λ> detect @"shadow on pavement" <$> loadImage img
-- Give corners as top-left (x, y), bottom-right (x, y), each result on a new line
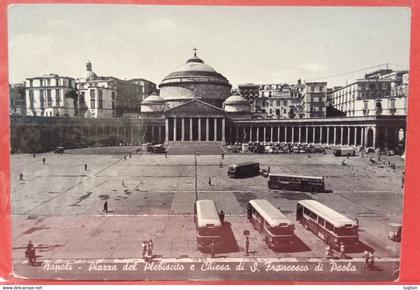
top-left (219, 222), bottom-right (240, 254)
top-left (346, 240), bottom-right (374, 254)
top-left (272, 235), bottom-right (311, 253)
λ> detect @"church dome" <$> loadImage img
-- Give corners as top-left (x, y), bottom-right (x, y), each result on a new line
top-left (141, 92), bottom-right (166, 113)
top-left (223, 93), bottom-right (250, 113)
top-left (159, 50), bottom-right (232, 108)
top-left (142, 92), bottom-right (165, 104)
top-left (84, 61), bottom-right (97, 80)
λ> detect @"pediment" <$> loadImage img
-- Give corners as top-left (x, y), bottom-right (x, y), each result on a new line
top-left (165, 99), bottom-right (226, 117)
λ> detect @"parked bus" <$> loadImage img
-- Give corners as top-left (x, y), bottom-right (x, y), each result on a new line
top-left (268, 174), bottom-right (325, 192)
top-left (228, 162), bottom-right (260, 178)
top-left (333, 147), bottom-right (356, 157)
top-left (194, 200), bottom-right (222, 251)
top-left (247, 199), bottom-right (295, 249)
top-left (296, 200), bottom-right (359, 249)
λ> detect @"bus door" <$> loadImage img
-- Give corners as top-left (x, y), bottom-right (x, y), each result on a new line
top-left (247, 203), bottom-right (252, 220)
top-left (296, 203), bottom-right (303, 221)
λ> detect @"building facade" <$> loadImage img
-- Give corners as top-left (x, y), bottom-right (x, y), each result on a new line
top-left (9, 83), bottom-right (26, 115)
top-left (302, 82), bottom-right (327, 118)
top-left (329, 70), bottom-right (408, 117)
top-left (25, 74), bottom-right (77, 117)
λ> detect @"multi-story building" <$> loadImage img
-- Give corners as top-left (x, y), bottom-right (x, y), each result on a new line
top-left (239, 81), bottom-right (304, 118)
top-left (76, 61), bottom-right (155, 118)
top-left (25, 74), bottom-right (76, 117)
top-left (302, 81), bottom-right (327, 118)
top-left (129, 78), bottom-right (158, 99)
top-left (9, 83), bottom-right (26, 115)
top-left (329, 70), bottom-right (408, 117)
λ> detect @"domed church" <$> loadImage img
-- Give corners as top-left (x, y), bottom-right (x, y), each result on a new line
top-left (140, 49), bottom-right (250, 144)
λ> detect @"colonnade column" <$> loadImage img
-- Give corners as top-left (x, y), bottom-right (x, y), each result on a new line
top-left (360, 127), bottom-right (364, 147)
top-left (181, 118), bottom-right (185, 141)
top-left (198, 118), bottom-right (201, 141)
top-left (340, 127), bottom-right (344, 145)
top-left (312, 127), bottom-right (316, 144)
top-left (372, 127), bottom-right (377, 148)
top-left (285, 127), bottom-right (288, 143)
top-left (249, 127), bottom-right (252, 142)
top-left (327, 127), bottom-right (330, 145)
top-left (222, 118), bottom-right (225, 143)
top-left (298, 127), bottom-right (302, 143)
top-left (206, 118), bottom-right (209, 141)
top-left (158, 126), bottom-right (162, 143)
top-left (236, 126), bottom-right (239, 143)
top-left (277, 127), bottom-right (280, 142)
top-left (165, 118), bottom-right (169, 143)
top-left (214, 118), bottom-right (217, 141)
top-left (189, 118), bottom-right (193, 141)
top-left (256, 127), bottom-right (260, 142)
top-left (306, 127), bottom-right (309, 144)
top-left (271, 126), bottom-right (273, 143)
top-left (173, 117), bottom-right (177, 141)
top-left (263, 127), bottom-right (267, 143)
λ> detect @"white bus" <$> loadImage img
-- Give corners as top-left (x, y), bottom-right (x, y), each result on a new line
top-left (194, 200), bottom-right (222, 251)
top-left (247, 199), bottom-right (295, 249)
top-left (296, 200), bottom-right (359, 249)
top-left (268, 174), bottom-right (325, 192)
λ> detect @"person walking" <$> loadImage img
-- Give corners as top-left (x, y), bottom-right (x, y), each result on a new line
top-left (142, 241), bottom-right (147, 258)
top-left (42, 158), bottom-right (46, 164)
top-left (363, 251), bottom-right (369, 268)
top-left (267, 166), bottom-right (271, 173)
top-left (219, 210), bottom-right (225, 223)
top-left (19, 173), bottom-right (24, 181)
top-left (325, 245), bottom-right (333, 259)
top-left (33, 153), bottom-right (36, 158)
top-left (208, 177), bottom-right (212, 186)
top-left (84, 164), bottom-right (87, 171)
top-left (122, 180), bottom-right (125, 187)
top-left (339, 242), bottom-right (346, 259)
top-left (245, 236), bottom-right (250, 256)
top-left (147, 240), bottom-right (153, 258)
top-left (355, 218), bottom-right (359, 231)
top-left (219, 162), bottom-right (223, 168)
top-left (103, 201), bottom-right (108, 213)
top-left (221, 153), bottom-right (224, 159)
top-left (368, 251), bottom-right (375, 270)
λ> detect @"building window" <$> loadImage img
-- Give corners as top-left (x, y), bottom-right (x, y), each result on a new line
top-left (313, 97), bottom-right (319, 102)
top-left (276, 100), bottom-right (280, 106)
top-left (29, 90), bottom-right (34, 108)
top-left (40, 79), bottom-right (43, 87)
top-left (56, 79), bottom-right (60, 86)
top-left (283, 100), bottom-right (287, 106)
top-left (90, 89), bottom-right (96, 108)
top-left (46, 79), bottom-right (50, 86)
top-left (40, 90), bottom-right (44, 108)
top-left (29, 80), bottom-right (33, 87)
top-left (47, 89), bottom-right (52, 106)
top-left (111, 91), bottom-right (116, 110)
top-left (98, 90), bottom-right (103, 109)
top-left (55, 89), bottom-right (60, 107)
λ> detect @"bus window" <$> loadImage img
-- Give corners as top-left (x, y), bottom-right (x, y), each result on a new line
top-left (325, 221), bottom-right (334, 231)
top-left (335, 227), bottom-right (357, 236)
top-left (318, 217), bottom-right (325, 227)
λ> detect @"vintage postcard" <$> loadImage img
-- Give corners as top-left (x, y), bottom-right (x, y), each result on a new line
top-left (8, 5), bottom-right (409, 281)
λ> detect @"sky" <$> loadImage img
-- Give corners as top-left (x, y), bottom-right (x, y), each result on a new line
top-left (8, 5), bottom-right (411, 87)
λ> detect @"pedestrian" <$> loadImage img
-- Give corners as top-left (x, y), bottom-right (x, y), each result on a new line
top-left (220, 210), bottom-right (225, 223)
top-left (148, 240), bottom-right (153, 258)
top-left (219, 162), bottom-right (223, 168)
top-left (363, 251), bottom-right (369, 268)
top-left (267, 166), bottom-right (271, 173)
top-left (122, 180), bottom-right (125, 187)
top-left (33, 153), bottom-right (36, 158)
top-left (355, 218), bottom-right (359, 231)
top-left (221, 153), bottom-right (224, 159)
top-left (129, 154), bottom-right (132, 158)
top-left (340, 242), bottom-right (346, 259)
top-left (124, 155), bottom-right (127, 160)
top-left (210, 242), bottom-right (215, 258)
top-left (347, 153), bottom-right (350, 159)
top-left (325, 245), bottom-right (333, 259)
top-left (245, 236), bottom-right (250, 256)
top-left (103, 201), bottom-right (108, 213)
top-left (19, 173), bottom-right (24, 181)
top-left (208, 177), bottom-right (212, 186)
top-left (165, 152), bottom-right (168, 158)
top-left (368, 251), bottom-right (375, 270)
top-left (42, 158), bottom-right (46, 164)
top-left (149, 240), bottom-right (154, 256)
top-left (342, 160), bottom-right (346, 166)
top-left (84, 164), bottom-right (87, 171)
top-left (142, 241), bottom-right (147, 258)
top-left (401, 176), bottom-right (404, 188)
top-left (307, 155), bottom-right (311, 158)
